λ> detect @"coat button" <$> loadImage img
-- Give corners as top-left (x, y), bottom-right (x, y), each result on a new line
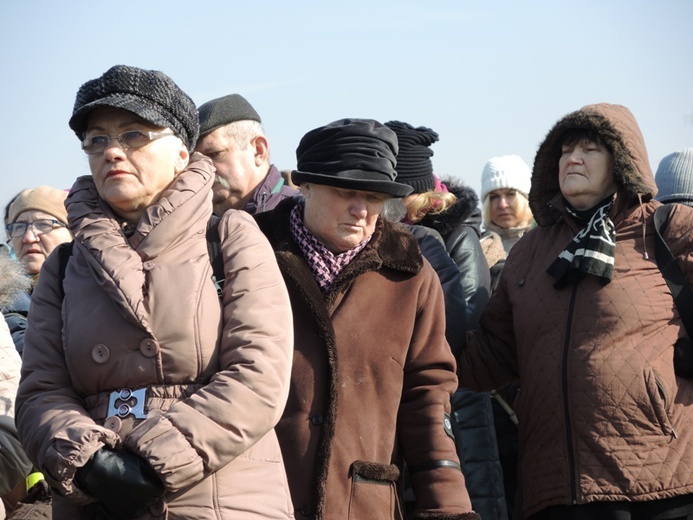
top-left (309, 414), bottom-right (323, 426)
top-left (91, 344), bottom-right (110, 364)
top-left (104, 416), bottom-right (122, 433)
top-left (143, 260), bottom-right (156, 271)
top-left (299, 505), bottom-right (313, 517)
top-left (139, 338), bottom-right (160, 358)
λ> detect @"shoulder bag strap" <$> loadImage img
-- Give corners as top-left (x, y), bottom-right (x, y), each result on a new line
top-left (653, 204), bottom-right (693, 337)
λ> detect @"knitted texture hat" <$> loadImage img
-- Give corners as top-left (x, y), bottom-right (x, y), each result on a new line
top-left (655, 147), bottom-right (693, 205)
top-left (7, 186), bottom-right (68, 225)
top-left (384, 120), bottom-right (439, 193)
top-left (198, 94), bottom-right (261, 137)
top-left (481, 155), bottom-right (532, 201)
top-left (292, 118), bottom-right (413, 197)
top-left (69, 65), bottom-right (199, 151)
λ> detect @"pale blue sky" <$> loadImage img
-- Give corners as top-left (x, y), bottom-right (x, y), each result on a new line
top-left (1, 1), bottom-right (691, 219)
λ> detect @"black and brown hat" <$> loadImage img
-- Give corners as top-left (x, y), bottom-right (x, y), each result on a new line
top-left (292, 118), bottom-right (413, 198)
top-left (68, 65), bottom-right (199, 151)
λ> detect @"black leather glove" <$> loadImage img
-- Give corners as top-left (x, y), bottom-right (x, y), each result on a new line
top-left (75, 447), bottom-right (164, 519)
top-left (674, 337), bottom-right (693, 379)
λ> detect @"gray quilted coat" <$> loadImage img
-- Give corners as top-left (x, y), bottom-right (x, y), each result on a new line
top-left (459, 104), bottom-right (693, 517)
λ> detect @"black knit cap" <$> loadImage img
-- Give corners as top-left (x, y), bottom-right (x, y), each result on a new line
top-left (198, 94), bottom-right (261, 138)
top-left (292, 118), bottom-right (413, 198)
top-left (69, 65), bottom-right (199, 152)
top-left (384, 120), bottom-right (438, 193)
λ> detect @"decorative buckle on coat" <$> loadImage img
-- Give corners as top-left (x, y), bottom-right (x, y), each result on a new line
top-left (106, 388), bottom-right (147, 419)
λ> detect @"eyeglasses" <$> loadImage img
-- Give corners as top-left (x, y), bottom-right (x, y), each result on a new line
top-left (81, 130), bottom-right (174, 155)
top-left (6, 219), bottom-right (67, 238)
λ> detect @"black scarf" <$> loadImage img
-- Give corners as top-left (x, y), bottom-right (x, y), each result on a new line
top-left (547, 195), bottom-right (616, 289)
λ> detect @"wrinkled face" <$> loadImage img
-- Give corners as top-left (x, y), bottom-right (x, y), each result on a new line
top-left (195, 127), bottom-right (260, 214)
top-left (85, 108), bottom-right (189, 222)
top-left (559, 140), bottom-right (616, 210)
top-left (301, 183), bottom-right (388, 254)
top-left (489, 188), bottom-right (523, 228)
top-left (10, 210), bottom-right (72, 275)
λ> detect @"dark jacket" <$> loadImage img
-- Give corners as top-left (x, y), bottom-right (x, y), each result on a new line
top-left (3, 290), bottom-right (30, 356)
top-left (460, 103), bottom-right (693, 517)
top-left (421, 184), bottom-right (490, 329)
top-left (244, 164), bottom-right (297, 215)
top-left (420, 185), bottom-right (508, 520)
top-left (406, 224), bottom-right (466, 351)
top-left (256, 199), bottom-right (478, 520)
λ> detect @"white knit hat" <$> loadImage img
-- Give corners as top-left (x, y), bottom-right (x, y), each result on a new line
top-left (480, 155), bottom-right (532, 202)
top-left (655, 147), bottom-right (693, 205)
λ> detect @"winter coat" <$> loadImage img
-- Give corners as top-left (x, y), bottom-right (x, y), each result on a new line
top-left (243, 164), bottom-right (298, 215)
top-left (3, 290), bottom-right (30, 356)
top-left (420, 183), bottom-right (508, 520)
top-left (0, 254), bottom-right (33, 515)
top-left (255, 198), bottom-right (479, 520)
top-left (16, 155), bottom-right (294, 519)
top-left (459, 103), bottom-right (693, 517)
top-left (406, 224), bottom-right (467, 352)
top-left (421, 184), bottom-right (490, 330)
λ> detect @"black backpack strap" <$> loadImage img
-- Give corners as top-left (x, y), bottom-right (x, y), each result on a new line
top-left (57, 241), bottom-right (74, 300)
top-left (654, 204), bottom-right (693, 337)
top-left (206, 215), bottom-right (225, 297)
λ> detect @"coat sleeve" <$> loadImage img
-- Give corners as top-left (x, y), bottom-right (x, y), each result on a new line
top-left (15, 251), bottom-right (120, 502)
top-left (397, 262), bottom-right (479, 519)
top-left (447, 227), bottom-right (491, 330)
top-left (458, 253), bottom-right (521, 392)
top-left (124, 211), bottom-right (294, 492)
top-left (0, 317), bottom-right (32, 496)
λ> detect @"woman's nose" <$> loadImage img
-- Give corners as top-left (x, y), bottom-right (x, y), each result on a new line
top-left (102, 138), bottom-right (126, 160)
top-left (22, 226), bottom-right (39, 243)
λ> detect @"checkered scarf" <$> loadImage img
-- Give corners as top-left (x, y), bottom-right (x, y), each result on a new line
top-left (547, 196), bottom-right (616, 289)
top-left (290, 202), bottom-right (370, 293)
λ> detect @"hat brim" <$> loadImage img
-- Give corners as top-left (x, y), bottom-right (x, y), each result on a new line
top-left (292, 170), bottom-right (413, 197)
top-left (69, 94), bottom-right (173, 136)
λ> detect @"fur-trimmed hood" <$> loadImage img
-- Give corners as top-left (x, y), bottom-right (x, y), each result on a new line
top-left (420, 180), bottom-right (481, 238)
top-left (0, 255), bottom-right (30, 308)
top-left (530, 103), bottom-right (657, 227)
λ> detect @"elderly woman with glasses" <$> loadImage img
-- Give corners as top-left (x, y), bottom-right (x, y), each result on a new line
top-left (5, 186), bottom-right (72, 281)
top-left (16, 65), bottom-right (294, 519)
top-left (2, 186), bottom-right (72, 356)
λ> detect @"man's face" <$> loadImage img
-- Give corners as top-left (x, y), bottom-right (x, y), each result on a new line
top-left (195, 127), bottom-right (261, 214)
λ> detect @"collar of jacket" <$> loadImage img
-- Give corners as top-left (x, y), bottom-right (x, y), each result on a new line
top-left (256, 198), bottom-right (424, 279)
top-left (244, 164), bottom-right (284, 214)
top-left (419, 182), bottom-right (481, 239)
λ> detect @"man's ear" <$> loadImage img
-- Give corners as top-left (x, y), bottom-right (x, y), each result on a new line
top-left (252, 135), bottom-right (269, 167)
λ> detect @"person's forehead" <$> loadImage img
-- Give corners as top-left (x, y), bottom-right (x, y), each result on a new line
top-left (196, 127), bottom-right (235, 151)
top-left (86, 107), bottom-right (153, 131)
top-left (13, 209), bottom-right (58, 222)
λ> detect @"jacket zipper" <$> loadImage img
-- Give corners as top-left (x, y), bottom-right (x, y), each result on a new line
top-left (562, 284), bottom-right (579, 505)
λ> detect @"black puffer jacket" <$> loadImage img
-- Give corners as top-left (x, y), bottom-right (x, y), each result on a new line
top-left (420, 182), bottom-right (490, 329)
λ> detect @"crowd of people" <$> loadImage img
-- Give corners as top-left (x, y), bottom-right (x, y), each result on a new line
top-left (1, 64), bottom-right (692, 520)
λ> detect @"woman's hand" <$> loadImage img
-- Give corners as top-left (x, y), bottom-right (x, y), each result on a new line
top-left (75, 447), bottom-right (164, 519)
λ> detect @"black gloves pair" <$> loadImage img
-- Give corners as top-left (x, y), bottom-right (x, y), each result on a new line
top-left (75, 447), bottom-right (164, 519)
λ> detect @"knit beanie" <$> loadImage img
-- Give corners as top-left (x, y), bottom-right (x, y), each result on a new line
top-left (384, 120), bottom-right (438, 193)
top-left (480, 155), bottom-right (532, 202)
top-left (7, 186), bottom-right (68, 225)
top-left (654, 147), bottom-right (693, 205)
top-left (198, 94), bottom-right (261, 137)
top-left (68, 65), bottom-right (199, 152)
